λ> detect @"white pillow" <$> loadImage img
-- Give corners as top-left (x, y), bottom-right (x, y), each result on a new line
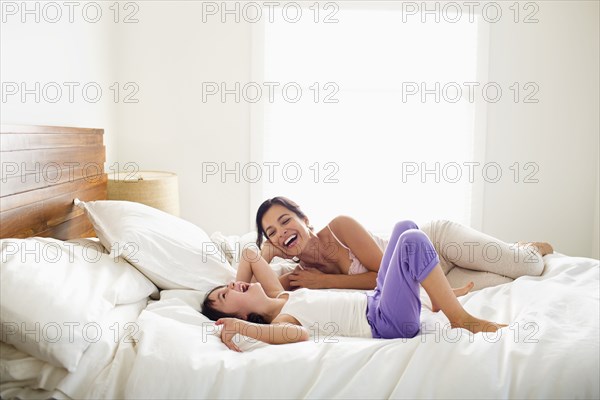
top-left (60, 237), bottom-right (157, 304)
top-left (147, 290), bottom-right (270, 352)
top-left (0, 237), bottom-right (157, 372)
top-left (209, 232), bottom-right (238, 266)
top-left (75, 199), bottom-right (236, 291)
top-left (210, 231), bottom-right (259, 269)
top-left (270, 256), bottom-right (300, 276)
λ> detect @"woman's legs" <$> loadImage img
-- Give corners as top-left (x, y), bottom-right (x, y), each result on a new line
top-left (421, 219), bottom-right (546, 280)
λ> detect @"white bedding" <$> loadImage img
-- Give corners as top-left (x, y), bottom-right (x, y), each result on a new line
top-left (2, 252), bottom-right (599, 399)
top-left (1, 299), bottom-right (148, 399)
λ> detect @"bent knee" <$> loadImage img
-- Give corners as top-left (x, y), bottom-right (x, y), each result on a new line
top-left (399, 229), bottom-right (429, 245)
top-left (393, 220), bottom-right (418, 234)
top-left (520, 251), bottom-right (545, 276)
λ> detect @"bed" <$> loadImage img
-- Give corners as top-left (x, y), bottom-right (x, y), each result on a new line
top-left (1, 124), bottom-right (599, 399)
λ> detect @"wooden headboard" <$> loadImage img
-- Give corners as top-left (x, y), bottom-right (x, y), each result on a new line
top-left (0, 124), bottom-right (107, 240)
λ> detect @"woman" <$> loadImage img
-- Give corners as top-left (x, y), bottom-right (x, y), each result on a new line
top-left (202, 221), bottom-right (508, 352)
top-left (255, 196), bottom-right (553, 291)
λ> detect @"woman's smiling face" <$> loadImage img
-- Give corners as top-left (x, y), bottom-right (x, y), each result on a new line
top-left (262, 204), bottom-right (310, 255)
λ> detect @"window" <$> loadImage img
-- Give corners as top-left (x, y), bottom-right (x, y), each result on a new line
top-left (252, 3), bottom-right (486, 235)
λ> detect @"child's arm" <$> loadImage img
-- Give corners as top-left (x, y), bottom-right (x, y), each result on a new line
top-left (278, 272), bottom-right (294, 291)
top-left (259, 240), bottom-right (287, 263)
top-left (216, 316), bottom-right (309, 351)
top-left (278, 265), bottom-right (305, 291)
top-left (235, 248), bottom-right (285, 297)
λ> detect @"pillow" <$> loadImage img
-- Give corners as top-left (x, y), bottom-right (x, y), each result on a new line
top-left (149, 290), bottom-right (270, 352)
top-left (75, 199), bottom-right (236, 291)
top-left (270, 256), bottom-right (300, 276)
top-left (210, 231), bottom-right (259, 269)
top-left (58, 237), bottom-right (157, 304)
top-left (209, 232), bottom-right (238, 266)
top-left (0, 237), bottom-right (157, 372)
top-left (210, 231), bottom-right (301, 277)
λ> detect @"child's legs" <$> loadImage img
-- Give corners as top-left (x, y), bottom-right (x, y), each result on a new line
top-left (377, 220), bottom-right (420, 290)
top-left (421, 219), bottom-right (544, 280)
top-left (368, 228), bottom-right (440, 339)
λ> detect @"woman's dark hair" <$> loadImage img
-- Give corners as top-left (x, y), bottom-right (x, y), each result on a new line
top-left (202, 285), bottom-right (267, 324)
top-left (255, 196), bottom-right (311, 249)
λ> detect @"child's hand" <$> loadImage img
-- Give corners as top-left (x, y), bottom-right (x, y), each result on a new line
top-left (215, 318), bottom-right (242, 352)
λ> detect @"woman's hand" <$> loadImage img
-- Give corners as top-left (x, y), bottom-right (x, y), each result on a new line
top-left (289, 268), bottom-right (329, 289)
top-left (215, 318), bottom-right (242, 352)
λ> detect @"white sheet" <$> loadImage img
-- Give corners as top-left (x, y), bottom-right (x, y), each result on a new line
top-left (1, 298), bottom-right (148, 400)
top-left (79, 252), bottom-right (599, 399)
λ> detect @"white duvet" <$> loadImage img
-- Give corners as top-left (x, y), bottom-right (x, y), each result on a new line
top-left (85, 252), bottom-right (599, 399)
top-left (2, 253), bottom-right (599, 399)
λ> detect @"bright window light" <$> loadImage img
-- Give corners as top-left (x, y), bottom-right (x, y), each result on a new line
top-left (259, 5), bottom-right (481, 235)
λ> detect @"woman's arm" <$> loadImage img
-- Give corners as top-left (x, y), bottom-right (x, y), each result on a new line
top-left (216, 316), bottom-right (309, 351)
top-left (288, 216), bottom-right (382, 290)
top-left (331, 215), bottom-right (384, 273)
top-left (236, 248), bottom-right (285, 297)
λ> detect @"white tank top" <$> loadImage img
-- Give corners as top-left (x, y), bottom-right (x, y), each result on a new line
top-left (276, 288), bottom-right (373, 338)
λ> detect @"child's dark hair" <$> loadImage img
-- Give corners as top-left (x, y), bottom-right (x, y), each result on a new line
top-left (202, 285), bottom-right (267, 324)
top-left (255, 196), bottom-right (311, 249)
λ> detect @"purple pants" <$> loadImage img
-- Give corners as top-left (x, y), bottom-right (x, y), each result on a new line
top-left (366, 220), bottom-right (440, 339)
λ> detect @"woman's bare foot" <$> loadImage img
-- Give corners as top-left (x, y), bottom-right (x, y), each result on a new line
top-left (431, 281), bottom-right (475, 312)
top-left (451, 315), bottom-right (508, 334)
top-left (517, 241), bottom-right (554, 256)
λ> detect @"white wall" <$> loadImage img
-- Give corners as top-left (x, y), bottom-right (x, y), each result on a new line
top-left (111, 3), bottom-right (252, 236)
top-left (0, 1), bottom-right (252, 236)
top-left (0, 6), bottom-right (118, 164)
top-left (483, 1), bottom-right (599, 257)
top-left (593, 160), bottom-right (599, 259)
top-left (1, 2), bottom-right (598, 257)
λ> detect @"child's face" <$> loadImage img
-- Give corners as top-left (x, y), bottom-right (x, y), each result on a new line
top-left (262, 204), bottom-right (309, 256)
top-left (208, 281), bottom-right (266, 319)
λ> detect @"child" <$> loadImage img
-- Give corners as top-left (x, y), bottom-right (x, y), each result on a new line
top-left (202, 220), bottom-right (507, 352)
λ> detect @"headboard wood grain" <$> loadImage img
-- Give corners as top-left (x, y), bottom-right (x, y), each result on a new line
top-left (0, 124), bottom-right (107, 240)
